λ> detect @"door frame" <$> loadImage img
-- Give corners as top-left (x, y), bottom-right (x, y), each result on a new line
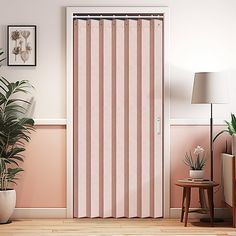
top-left (66, 6), bottom-right (170, 218)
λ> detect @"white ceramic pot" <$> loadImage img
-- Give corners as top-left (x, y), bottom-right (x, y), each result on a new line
top-left (232, 134), bottom-right (236, 155)
top-left (189, 170), bottom-right (204, 179)
top-left (0, 189), bottom-right (16, 224)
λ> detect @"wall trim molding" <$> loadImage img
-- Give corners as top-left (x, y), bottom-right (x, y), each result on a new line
top-left (170, 208), bottom-right (231, 219)
top-left (34, 119), bottom-right (219, 126)
top-left (34, 119), bottom-right (67, 125)
top-left (12, 208), bottom-right (67, 219)
top-left (170, 119), bottom-right (225, 126)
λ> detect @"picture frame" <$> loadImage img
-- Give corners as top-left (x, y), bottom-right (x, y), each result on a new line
top-left (7, 25), bottom-right (37, 66)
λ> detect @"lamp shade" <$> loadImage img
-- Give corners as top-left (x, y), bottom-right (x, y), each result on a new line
top-left (191, 72), bottom-right (228, 104)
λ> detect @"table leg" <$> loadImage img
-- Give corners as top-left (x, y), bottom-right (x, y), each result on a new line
top-left (199, 188), bottom-right (207, 210)
top-left (181, 187), bottom-right (186, 222)
top-left (184, 187), bottom-right (191, 227)
top-left (207, 187), bottom-right (214, 227)
top-left (233, 207), bottom-right (236, 228)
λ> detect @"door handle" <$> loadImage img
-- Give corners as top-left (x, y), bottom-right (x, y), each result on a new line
top-left (156, 117), bottom-right (161, 135)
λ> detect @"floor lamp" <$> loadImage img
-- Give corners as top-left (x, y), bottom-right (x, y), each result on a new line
top-left (191, 72), bottom-right (228, 181)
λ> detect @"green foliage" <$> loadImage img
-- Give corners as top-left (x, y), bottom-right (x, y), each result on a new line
top-left (0, 48), bottom-right (5, 65)
top-left (0, 77), bottom-right (34, 190)
top-left (213, 113), bottom-right (236, 142)
top-left (183, 149), bottom-right (207, 170)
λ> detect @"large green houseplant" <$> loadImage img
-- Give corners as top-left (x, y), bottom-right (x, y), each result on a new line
top-left (0, 49), bottom-right (5, 64)
top-left (0, 48), bottom-right (34, 223)
top-left (213, 113), bottom-right (236, 141)
top-left (213, 113), bottom-right (236, 155)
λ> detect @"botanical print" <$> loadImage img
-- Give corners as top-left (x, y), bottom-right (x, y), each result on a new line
top-left (11, 30), bottom-right (32, 63)
top-left (8, 26), bottom-right (36, 66)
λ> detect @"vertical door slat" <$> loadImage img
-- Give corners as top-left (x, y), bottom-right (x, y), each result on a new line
top-left (77, 20), bottom-right (87, 217)
top-left (154, 19), bottom-right (163, 218)
top-left (137, 20), bottom-right (142, 218)
top-left (128, 20), bottom-right (138, 218)
top-left (103, 20), bottom-right (113, 217)
top-left (115, 20), bottom-right (125, 218)
top-left (124, 20), bottom-right (129, 217)
top-left (86, 21), bottom-right (92, 217)
top-left (73, 20), bottom-right (79, 218)
top-left (99, 20), bottom-right (104, 218)
top-left (149, 19), bottom-right (155, 218)
top-left (141, 20), bottom-right (151, 217)
top-left (90, 20), bottom-right (100, 217)
top-left (111, 20), bottom-right (117, 217)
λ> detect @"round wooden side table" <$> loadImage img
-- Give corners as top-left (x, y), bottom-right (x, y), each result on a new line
top-left (176, 180), bottom-right (219, 227)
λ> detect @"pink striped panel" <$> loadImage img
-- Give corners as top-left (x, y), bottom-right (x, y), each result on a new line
top-left (111, 20), bottom-right (117, 217)
top-left (73, 20), bottom-right (79, 218)
top-left (154, 19), bottom-right (163, 217)
top-left (74, 18), bottom-right (163, 218)
top-left (137, 20), bottom-right (142, 217)
top-left (103, 20), bottom-right (113, 217)
top-left (149, 19), bottom-right (155, 217)
top-left (124, 20), bottom-right (129, 218)
top-left (141, 20), bottom-right (151, 217)
top-left (115, 20), bottom-right (125, 218)
top-left (90, 20), bottom-right (100, 217)
top-left (128, 20), bottom-right (138, 218)
top-left (99, 20), bottom-right (104, 218)
top-left (86, 20), bottom-right (92, 217)
top-left (76, 20), bottom-right (87, 217)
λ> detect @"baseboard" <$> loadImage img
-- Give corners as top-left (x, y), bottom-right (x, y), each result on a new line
top-left (170, 208), bottom-right (231, 219)
top-left (12, 208), bottom-right (67, 219)
top-left (12, 207), bottom-right (230, 219)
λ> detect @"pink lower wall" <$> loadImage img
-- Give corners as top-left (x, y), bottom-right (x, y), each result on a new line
top-left (171, 125), bottom-right (230, 208)
top-left (15, 125), bottom-right (66, 208)
top-left (13, 124), bottom-right (228, 211)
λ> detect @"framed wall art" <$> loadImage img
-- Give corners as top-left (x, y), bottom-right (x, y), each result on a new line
top-left (7, 25), bottom-right (37, 66)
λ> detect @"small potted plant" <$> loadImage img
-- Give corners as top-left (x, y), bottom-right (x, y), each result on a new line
top-left (184, 146), bottom-right (207, 179)
top-left (0, 49), bottom-right (34, 223)
top-left (214, 113), bottom-right (236, 155)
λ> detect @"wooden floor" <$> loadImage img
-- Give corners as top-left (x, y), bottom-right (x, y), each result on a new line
top-left (0, 218), bottom-right (235, 236)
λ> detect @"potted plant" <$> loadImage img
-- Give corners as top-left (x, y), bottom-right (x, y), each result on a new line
top-left (184, 146), bottom-right (207, 179)
top-left (0, 49), bottom-right (34, 223)
top-left (214, 113), bottom-right (236, 155)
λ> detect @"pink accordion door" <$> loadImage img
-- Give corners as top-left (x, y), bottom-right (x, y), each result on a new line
top-left (73, 18), bottom-right (163, 218)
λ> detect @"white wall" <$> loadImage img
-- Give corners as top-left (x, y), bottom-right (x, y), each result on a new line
top-left (1, 0), bottom-right (236, 120)
top-left (169, 0), bottom-right (236, 120)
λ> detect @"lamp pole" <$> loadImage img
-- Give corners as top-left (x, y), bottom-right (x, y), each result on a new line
top-left (210, 103), bottom-right (213, 181)
top-left (191, 72), bottom-right (227, 223)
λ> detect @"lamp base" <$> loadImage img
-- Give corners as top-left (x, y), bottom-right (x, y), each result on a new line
top-left (0, 220), bottom-right (12, 224)
top-left (200, 217), bottom-right (224, 223)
